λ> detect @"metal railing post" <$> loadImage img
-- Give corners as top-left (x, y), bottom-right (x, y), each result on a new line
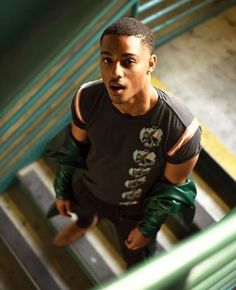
top-left (131, 0), bottom-right (139, 18)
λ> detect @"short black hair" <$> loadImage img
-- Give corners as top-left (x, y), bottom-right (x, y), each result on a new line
top-left (100, 17), bottom-right (154, 53)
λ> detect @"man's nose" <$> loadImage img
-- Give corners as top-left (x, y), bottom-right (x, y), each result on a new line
top-left (112, 62), bottom-right (124, 79)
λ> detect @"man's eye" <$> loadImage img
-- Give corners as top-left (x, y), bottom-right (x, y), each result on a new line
top-left (103, 57), bottom-right (112, 64)
top-left (123, 59), bottom-right (135, 66)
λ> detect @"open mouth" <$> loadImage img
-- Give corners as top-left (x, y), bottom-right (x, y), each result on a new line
top-left (109, 84), bottom-right (125, 91)
top-left (109, 83), bottom-right (126, 93)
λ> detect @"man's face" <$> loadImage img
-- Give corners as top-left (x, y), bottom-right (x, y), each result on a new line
top-left (100, 34), bottom-right (155, 105)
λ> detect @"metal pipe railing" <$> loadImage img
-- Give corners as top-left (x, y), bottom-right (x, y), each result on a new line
top-left (142, 0), bottom-right (191, 25)
top-left (191, 259), bottom-right (236, 290)
top-left (93, 208), bottom-right (236, 290)
top-left (138, 0), bottom-right (166, 14)
top-left (152, 0), bottom-right (215, 33)
top-left (186, 240), bottom-right (236, 288)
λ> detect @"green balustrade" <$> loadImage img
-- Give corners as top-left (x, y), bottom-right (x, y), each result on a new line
top-left (93, 208), bottom-right (236, 290)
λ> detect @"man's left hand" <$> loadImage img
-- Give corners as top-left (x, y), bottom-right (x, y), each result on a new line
top-left (125, 227), bottom-right (151, 250)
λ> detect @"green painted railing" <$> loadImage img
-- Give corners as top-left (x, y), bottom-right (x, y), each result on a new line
top-left (0, 0), bottom-right (137, 191)
top-left (93, 208), bottom-right (236, 290)
top-left (1, 0), bottom-right (235, 192)
top-left (135, 0), bottom-right (236, 47)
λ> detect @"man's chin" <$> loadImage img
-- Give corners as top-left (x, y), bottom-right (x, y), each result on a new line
top-left (109, 92), bottom-right (128, 104)
top-left (110, 97), bottom-right (126, 105)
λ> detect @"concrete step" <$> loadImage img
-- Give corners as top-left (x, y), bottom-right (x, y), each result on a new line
top-left (0, 204), bottom-right (61, 290)
top-left (16, 160), bottom-right (126, 284)
top-left (0, 191), bottom-right (94, 290)
top-left (0, 233), bottom-right (38, 290)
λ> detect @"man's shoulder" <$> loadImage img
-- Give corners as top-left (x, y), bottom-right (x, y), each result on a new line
top-left (74, 79), bottom-right (107, 124)
top-left (79, 79), bottom-right (107, 107)
top-left (80, 79), bottom-right (105, 92)
top-left (157, 88), bottom-right (196, 128)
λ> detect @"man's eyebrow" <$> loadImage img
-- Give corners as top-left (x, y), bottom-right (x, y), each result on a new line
top-left (122, 53), bottom-right (138, 57)
top-left (100, 51), bottom-right (138, 57)
top-left (100, 51), bottom-right (111, 56)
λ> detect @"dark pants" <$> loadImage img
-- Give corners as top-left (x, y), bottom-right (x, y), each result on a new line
top-left (71, 180), bottom-right (156, 268)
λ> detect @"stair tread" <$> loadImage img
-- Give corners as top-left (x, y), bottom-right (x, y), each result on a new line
top-left (0, 206), bottom-right (62, 290)
top-left (0, 189), bottom-right (94, 290)
top-left (0, 236), bottom-right (38, 290)
top-left (17, 162), bottom-right (126, 282)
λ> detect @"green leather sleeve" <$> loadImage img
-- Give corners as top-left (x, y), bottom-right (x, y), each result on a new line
top-left (54, 164), bottom-right (75, 200)
top-left (48, 127), bottom-right (90, 200)
top-left (137, 176), bottom-right (197, 237)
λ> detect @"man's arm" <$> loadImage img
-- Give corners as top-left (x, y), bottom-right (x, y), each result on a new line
top-left (55, 87), bottom-right (89, 216)
top-left (125, 154), bottom-right (199, 250)
top-left (164, 154), bottom-right (199, 184)
top-left (55, 124), bottom-right (88, 216)
top-left (71, 123), bottom-right (88, 142)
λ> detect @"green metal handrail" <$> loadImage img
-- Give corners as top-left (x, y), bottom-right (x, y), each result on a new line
top-left (93, 208), bottom-right (236, 290)
top-left (138, 0), bottom-right (165, 14)
top-left (0, 0), bottom-right (137, 192)
top-left (142, 0), bottom-right (191, 25)
top-left (137, 0), bottom-right (236, 47)
top-left (152, 0), bottom-right (217, 33)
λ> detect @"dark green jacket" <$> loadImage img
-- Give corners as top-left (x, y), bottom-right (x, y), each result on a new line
top-left (48, 128), bottom-right (89, 200)
top-left (50, 129), bottom-right (197, 235)
top-left (137, 177), bottom-right (197, 237)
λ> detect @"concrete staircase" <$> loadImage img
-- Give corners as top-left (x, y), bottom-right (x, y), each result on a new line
top-left (1, 1), bottom-right (235, 289)
top-left (0, 154), bottom-right (229, 289)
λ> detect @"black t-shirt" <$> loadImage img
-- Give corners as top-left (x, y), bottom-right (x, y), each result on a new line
top-left (72, 79), bottom-right (201, 205)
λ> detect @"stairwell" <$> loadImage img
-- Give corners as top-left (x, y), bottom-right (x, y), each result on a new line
top-left (1, 1), bottom-right (235, 289)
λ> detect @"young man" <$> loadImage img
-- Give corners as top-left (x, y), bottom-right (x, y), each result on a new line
top-left (52, 17), bottom-right (201, 267)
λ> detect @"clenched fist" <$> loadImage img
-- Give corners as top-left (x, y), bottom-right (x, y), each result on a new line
top-left (125, 227), bottom-right (151, 250)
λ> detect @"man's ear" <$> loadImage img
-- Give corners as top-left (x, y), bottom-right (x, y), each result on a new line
top-left (148, 54), bottom-right (157, 73)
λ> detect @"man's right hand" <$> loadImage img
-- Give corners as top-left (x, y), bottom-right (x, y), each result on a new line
top-left (55, 199), bottom-right (72, 217)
